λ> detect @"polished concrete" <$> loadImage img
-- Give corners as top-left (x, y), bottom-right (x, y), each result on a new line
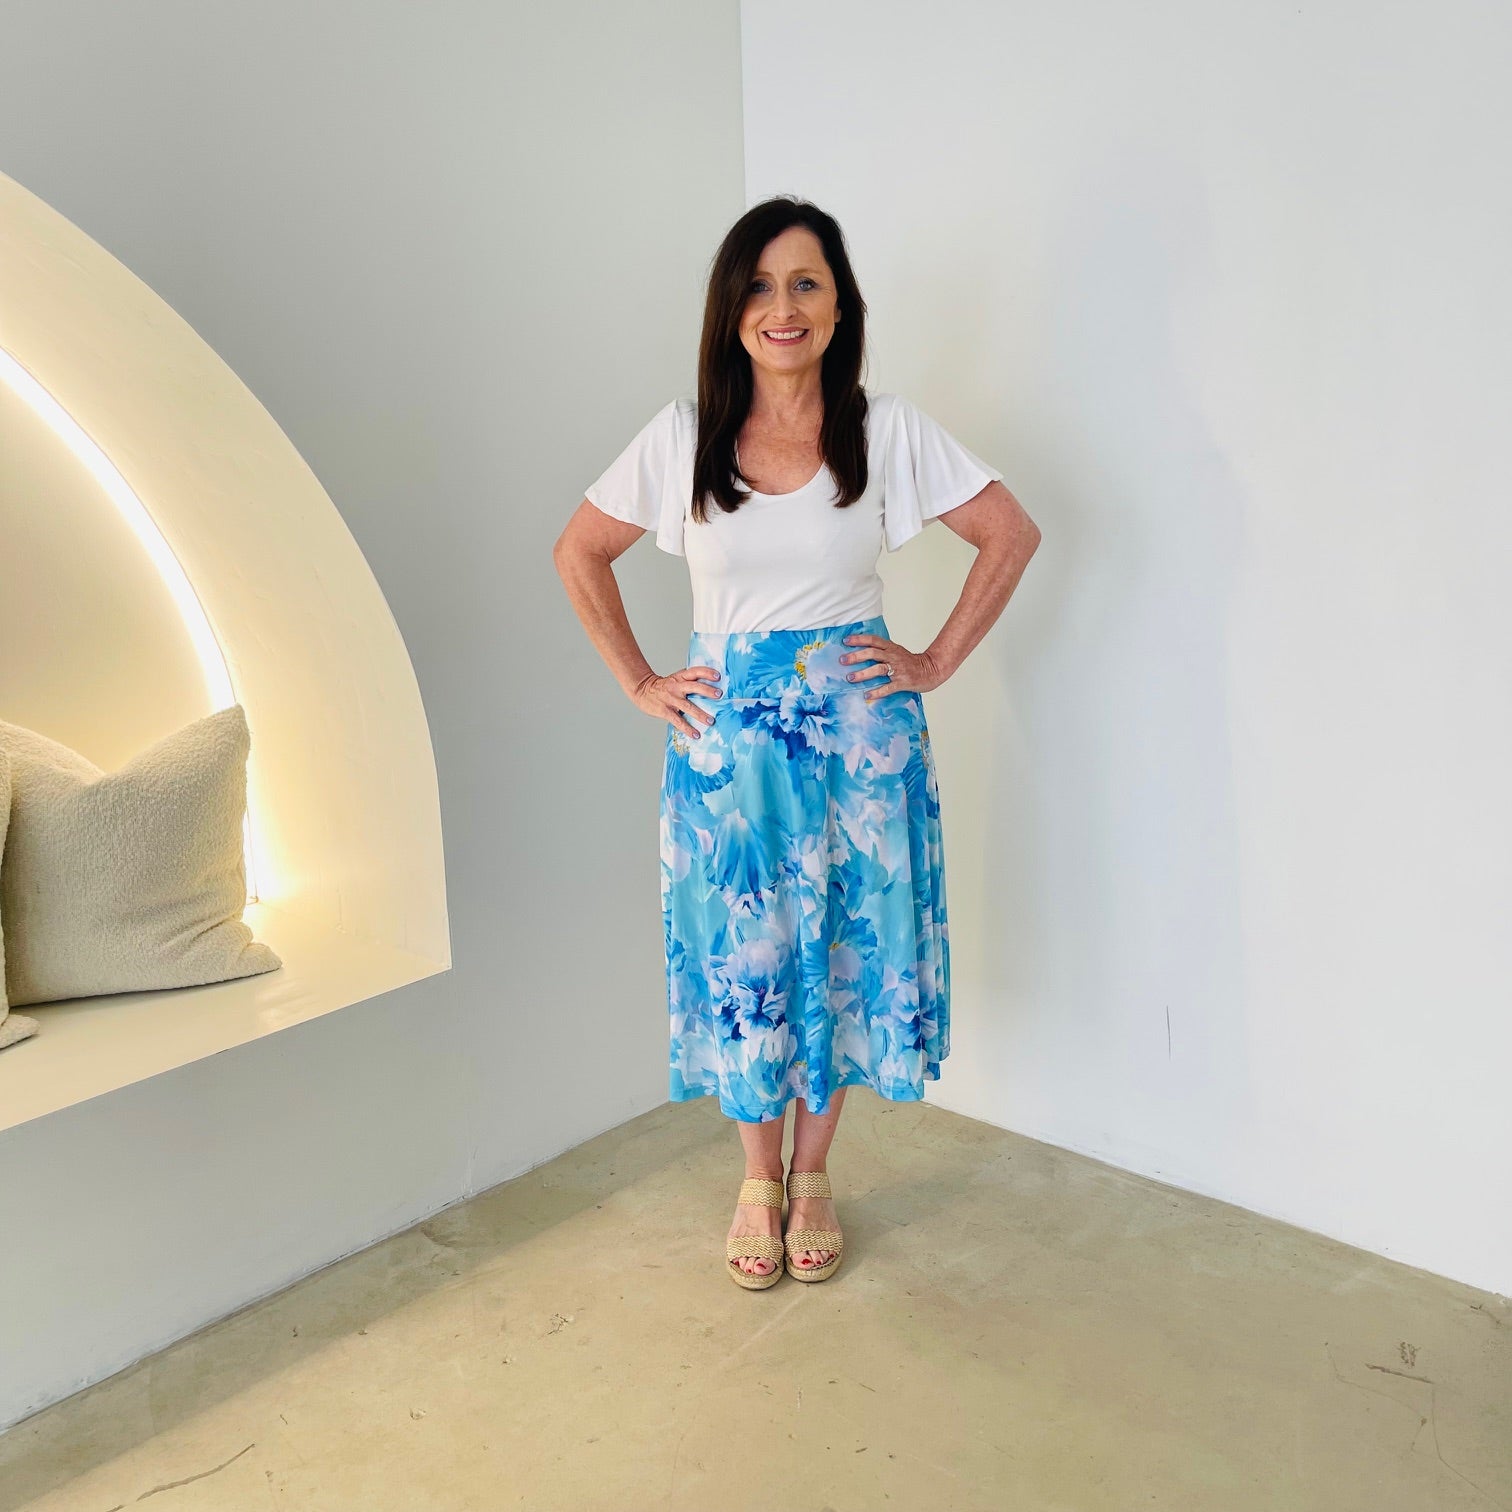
top-left (2, 1091), bottom-right (1508, 1511)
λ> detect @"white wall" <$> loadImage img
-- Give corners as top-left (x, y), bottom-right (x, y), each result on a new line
top-left (743, 0), bottom-right (1511, 1293)
top-left (0, 0), bottom-right (742, 1428)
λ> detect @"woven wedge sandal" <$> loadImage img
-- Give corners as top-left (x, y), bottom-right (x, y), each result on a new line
top-left (784, 1169), bottom-right (844, 1282)
top-left (726, 1176), bottom-right (785, 1290)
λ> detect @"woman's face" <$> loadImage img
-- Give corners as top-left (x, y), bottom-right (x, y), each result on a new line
top-left (738, 226), bottom-right (841, 381)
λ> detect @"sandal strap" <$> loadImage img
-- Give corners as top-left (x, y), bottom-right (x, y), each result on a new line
top-left (737, 1177), bottom-right (784, 1208)
top-left (784, 1228), bottom-right (844, 1253)
top-left (727, 1233), bottom-right (784, 1261)
top-left (786, 1169), bottom-right (832, 1199)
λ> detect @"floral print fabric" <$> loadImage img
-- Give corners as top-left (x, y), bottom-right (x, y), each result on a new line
top-left (661, 614), bottom-right (951, 1123)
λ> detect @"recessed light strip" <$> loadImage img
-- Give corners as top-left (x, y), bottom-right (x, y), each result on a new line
top-left (0, 346), bottom-right (263, 901)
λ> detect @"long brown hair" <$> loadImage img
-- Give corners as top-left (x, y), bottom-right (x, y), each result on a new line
top-left (692, 196), bottom-right (870, 526)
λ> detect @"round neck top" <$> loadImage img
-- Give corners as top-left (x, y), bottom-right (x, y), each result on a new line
top-left (583, 389), bottom-right (1003, 634)
top-left (733, 442), bottom-right (827, 500)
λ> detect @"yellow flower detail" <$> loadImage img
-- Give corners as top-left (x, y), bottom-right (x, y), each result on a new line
top-left (794, 639), bottom-right (826, 679)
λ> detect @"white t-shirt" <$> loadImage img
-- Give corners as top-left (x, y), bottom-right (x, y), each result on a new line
top-left (583, 389), bottom-right (1003, 634)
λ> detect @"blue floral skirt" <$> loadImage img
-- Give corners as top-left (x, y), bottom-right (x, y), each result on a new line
top-left (660, 614), bottom-right (951, 1123)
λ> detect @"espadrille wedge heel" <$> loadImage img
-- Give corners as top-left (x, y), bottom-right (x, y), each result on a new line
top-left (784, 1168), bottom-right (844, 1282)
top-left (726, 1176), bottom-right (785, 1290)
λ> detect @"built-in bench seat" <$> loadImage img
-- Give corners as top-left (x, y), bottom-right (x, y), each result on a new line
top-left (0, 901), bottom-right (441, 1134)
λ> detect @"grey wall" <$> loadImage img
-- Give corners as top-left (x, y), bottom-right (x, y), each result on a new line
top-left (0, 0), bottom-right (742, 1427)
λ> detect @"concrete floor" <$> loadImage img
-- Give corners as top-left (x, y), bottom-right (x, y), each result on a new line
top-left (2, 1091), bottom-right (1509, 1512)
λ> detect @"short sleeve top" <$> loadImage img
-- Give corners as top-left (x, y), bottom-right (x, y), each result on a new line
top-left (583, 389), bottom-right (1002, 634)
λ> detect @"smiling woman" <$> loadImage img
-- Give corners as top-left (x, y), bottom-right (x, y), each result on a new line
top-left (555, 193), bottom-right (1040, 1289)
top-left (749, 264), bottom-right (827, 352)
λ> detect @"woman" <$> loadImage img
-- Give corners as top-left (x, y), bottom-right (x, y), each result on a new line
top-left (553, 196), bottom-right (1041, 1290)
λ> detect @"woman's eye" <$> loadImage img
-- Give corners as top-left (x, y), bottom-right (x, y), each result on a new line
top-left (749, 278), bottom-right (820, 292)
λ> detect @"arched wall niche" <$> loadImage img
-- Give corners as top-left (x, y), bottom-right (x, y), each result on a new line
top-left (0, 170), bottom-right (451, 1130)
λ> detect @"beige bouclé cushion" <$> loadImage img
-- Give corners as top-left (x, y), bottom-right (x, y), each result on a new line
top-left (0, 704), bottom-right (282, 1007)
top-left (0, 747), bottom-right (41, 1048)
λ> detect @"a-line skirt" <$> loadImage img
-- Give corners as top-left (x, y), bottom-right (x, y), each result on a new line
top-left (660, 613), bottom-right (950, 1124)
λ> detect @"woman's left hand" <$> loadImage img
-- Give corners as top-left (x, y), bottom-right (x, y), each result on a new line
top-left (840, 634), bottom-right (944, 700)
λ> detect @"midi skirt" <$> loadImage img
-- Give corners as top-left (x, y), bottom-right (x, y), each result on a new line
top-left (660, 613), bottom-right (951, 1124)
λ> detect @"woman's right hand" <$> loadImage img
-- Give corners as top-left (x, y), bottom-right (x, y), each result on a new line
top-left (632, 665), bottom-right (723, 738)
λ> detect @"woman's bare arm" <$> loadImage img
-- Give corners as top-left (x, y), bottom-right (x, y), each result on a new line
top-left (552, 502), bottom-right (722, 735)
top-left (924, 480), bottom-right (1042, 683)
top-left (552, 501), bottom-right (659, 698)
